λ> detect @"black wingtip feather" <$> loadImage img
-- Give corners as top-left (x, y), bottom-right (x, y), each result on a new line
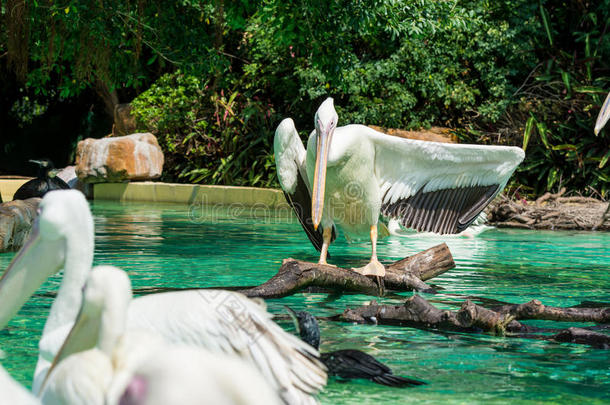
top-left (372, 374), bottom-right (427, 388)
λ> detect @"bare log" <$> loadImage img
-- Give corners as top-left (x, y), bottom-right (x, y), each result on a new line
top-left (240, 243), bottom-right (455, 299)
top-left (336, 295), bottom-right (610, 347)
top-left (340, 295), bottom-right (522, 336)
top-left (494, 299), bottom-right (610, 323)
top-left (551, 327), bottom-right (610, 349)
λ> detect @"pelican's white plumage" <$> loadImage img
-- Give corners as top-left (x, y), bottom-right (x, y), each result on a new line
top-left (594, 91), bottom-right (610, 135)
top-left (275, 98), bottom-right (525, 274)
top-left (39, 266), bottom-right (281, 405)
top-left (0, 190), bottom-right (326, 405)
top-left (118, 346), bottom-right (283, 405)
top-left (40, 349), bottom-right (113, 405)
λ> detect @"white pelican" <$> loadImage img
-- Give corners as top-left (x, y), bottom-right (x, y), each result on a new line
top-left (594, 91), bottom-right (610, 135)
top-left (0, 190), bottom-right (326, 405)
top-left (39, 265), bottom-right (281, 405)
top-left (274, 98), bottom-right (525, 277)
top-left (0, 364), bottom-right (40, 404)
top-left (117, 346), bottom-right (283, 405)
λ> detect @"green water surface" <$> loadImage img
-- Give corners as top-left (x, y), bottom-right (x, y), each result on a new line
top-left (1, 200), bottom-right (609, 404)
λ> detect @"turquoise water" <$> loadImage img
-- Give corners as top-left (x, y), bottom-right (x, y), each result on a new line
top-left (1, 200), bottom-right (609, 403)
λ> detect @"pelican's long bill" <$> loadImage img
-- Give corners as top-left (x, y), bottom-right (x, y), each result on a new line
top-left (594, 91), bottom-right (610, 135)
top-left (0, 222), bottom-right (64, 330)
top-left (284, 305), bottom-right (301, 335)
top-left (39, 301), bottom-right (100, 394)
top-left (311, 124), bottom-right (334, 230)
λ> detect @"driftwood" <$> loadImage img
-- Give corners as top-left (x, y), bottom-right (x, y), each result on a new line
top-left (240, 243), bottom-right (455, 298)
top-left (0, 198), bottom-right (40, 252)
top-left (340, 295), bottom-right (522, 335)
top-left (493, 299), bottom-right (610, 323)
top-left (336, 295), bottom-right (610, 348)
top-left (551, 327), bottom-right (610, 349)
top-left (487, 190), bottom-right (610, 231)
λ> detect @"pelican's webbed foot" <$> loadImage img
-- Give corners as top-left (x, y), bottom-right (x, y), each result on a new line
top-left (352, 259), bottom-right (386, 277)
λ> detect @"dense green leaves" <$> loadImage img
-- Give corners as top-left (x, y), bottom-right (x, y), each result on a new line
top-left (2, 0), bottom-right (609, 197)
top-left (131, 72), bottom-right (278, 187)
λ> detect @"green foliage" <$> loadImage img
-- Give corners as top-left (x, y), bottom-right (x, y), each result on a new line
top-left (244, 0), bottom-right (539, 130)
top-left (3, 0), bottom-right (609, 195)
top-left (131, 72), bottom-right (278, 187)
top-left (460, 0), bottom-right (610, 198)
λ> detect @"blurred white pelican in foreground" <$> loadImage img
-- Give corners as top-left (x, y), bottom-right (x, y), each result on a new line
top-left (0, 190), bottom-right (325, 405)
top-left (275, 98), bottom-right (524, 277)
top-left (594, 91), bottom-right (610, 135)
top-left (39, 266), bottom-right (281, 405)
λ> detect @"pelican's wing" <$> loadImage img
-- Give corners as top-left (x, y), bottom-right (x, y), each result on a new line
top-left (360, 125), bottom-right (524, 234)
top-left (594, 91), bottom-right (610, 135)
top-left (274, 119), bottom-right (333, 253)
top-left (128, 290), bottom-right (327, 405)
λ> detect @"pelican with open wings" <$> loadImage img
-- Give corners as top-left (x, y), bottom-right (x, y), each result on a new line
top-left (274, 98), bottom-right (525, 277)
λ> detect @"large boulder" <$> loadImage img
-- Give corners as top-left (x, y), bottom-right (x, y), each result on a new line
top-left (56, 165), bottom-right (93, 198)
top-left (0, 198), bottom-right (40, 252)
top-left (75, 133), bottom-right (164, 183)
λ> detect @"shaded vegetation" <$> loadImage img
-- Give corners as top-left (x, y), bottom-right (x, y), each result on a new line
top-left (1, 0), bottom-right (608, 197)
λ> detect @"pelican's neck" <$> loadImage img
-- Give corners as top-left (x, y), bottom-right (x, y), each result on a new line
top-left (42, 234), bottom-right (93, 337)
top-left (98, 300), bottom-right (128, 356)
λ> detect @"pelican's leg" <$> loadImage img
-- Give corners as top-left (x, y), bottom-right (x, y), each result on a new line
top-left (353, 224), bottom-right (386, 277)
top-left (318, 226), bottom-right (333, 265)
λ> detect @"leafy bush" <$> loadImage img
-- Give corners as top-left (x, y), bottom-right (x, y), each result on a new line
top-left (131, 72), bottom-right (278, 187)
top-left (460, 0), bottom-right (610, 198)
top-left (243, 0), bottom-right (539, 130)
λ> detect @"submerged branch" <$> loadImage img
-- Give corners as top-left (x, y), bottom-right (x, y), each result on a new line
top-left (493, 299), bottom-right (610, 324)
top-left (335, 295), bottom-right (610, 348)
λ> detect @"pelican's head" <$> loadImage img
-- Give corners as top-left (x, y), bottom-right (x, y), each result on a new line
top-left (41, 266), bottom-right (132, 393)
top-left (312, 98), bottom-right (338, 229)
top-left (285, 306), bottom-right (320, 350)
top-left (29, 158), bottom-right (54, 177)
top-left (0, 189), bottom-right (94, 330)
top-left (76, 266), bottom-right (132, 354)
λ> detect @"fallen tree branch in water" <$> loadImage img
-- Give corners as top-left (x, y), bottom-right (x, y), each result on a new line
top-left (551, 327), bottom-right (610, 349)
top-left (339, 295), bottom-right (522, 335)
top-left (240, 243), bottom-right (455, 299)
top-left (492, 299), bottom-right (610, 323)
top-left (334, 295), bottom-right (610, 348)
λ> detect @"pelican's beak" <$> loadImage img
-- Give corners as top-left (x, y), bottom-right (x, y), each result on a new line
top-left (284, 305), bottom-right (301, 335)
top-left (0, 222), bottom-right (65, 330)
top-left (594, 92), bottom-right (610, 135)
top-left (38, 301), bottom-right (100, 394)
top-left (312, 125), bottom-right (334, 230)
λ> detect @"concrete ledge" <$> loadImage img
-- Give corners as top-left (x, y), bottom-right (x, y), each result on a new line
top-left (0, 178), bottom-right (32, 201)
top-left (94, 182), bottom-right (290, 208)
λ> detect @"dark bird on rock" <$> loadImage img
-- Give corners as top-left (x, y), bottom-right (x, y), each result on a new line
top-left (285, 306), bottom-right (426, 388)
top-left (13, 159), bottom-right (70, 200)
